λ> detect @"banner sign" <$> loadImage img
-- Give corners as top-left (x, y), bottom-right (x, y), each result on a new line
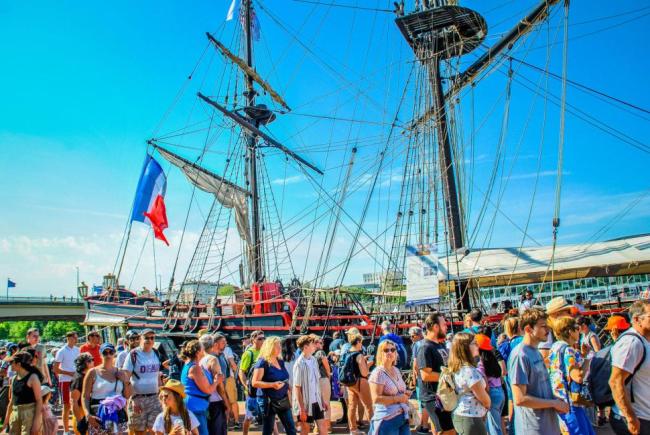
top-left (406, 244), bottom-right (439, 306)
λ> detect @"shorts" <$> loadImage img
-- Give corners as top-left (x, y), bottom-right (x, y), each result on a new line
top-left (225, 377), bottom-right (238, 404)
top-left (59, 381), bottom-right (71, 405)
top-left (9, 403), bottom-right (41, 435)
top-left (127, 394), bottom-right (162, 431)
top-left (245, 397), bottom-right (259, 420)
top-left (303, 403), bottom-right (324, 423)
top-left (422, 399), bottom-right (454, 432)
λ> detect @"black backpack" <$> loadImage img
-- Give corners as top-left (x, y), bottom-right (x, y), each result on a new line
top-left (339, 351), bottom-right (361, 386)
top-left (238, 349), bottom-right (258, 398)
top-left (588, 331), bottom-right (646, 407)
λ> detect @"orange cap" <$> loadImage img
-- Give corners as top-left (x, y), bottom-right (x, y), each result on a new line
top-left (475, 334), bottom-right (493, 351)
top-left (604, 315), bottom-right (630, 331)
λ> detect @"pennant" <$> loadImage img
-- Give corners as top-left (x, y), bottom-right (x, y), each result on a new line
top-left (226, 0), bottom-right (238, 21)
top-left (7, 279), bottom-right (16, 289)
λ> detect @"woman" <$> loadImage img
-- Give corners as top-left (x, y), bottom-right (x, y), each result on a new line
top-left (549, 317), bottom-right (595, 435)
top-left (33, 344), bottom-right (52, 387)
top-left (40, 385), bottom-right (58, 435)
top-left (577, 316), bottom-right (601, 358)
top-left (368, 340), bottom-right (411, 435)
top-left (345, 333), bottom-right (373, 434)
top-left (448, 332), bottom-right (491, 435)
top-left (292, 335), bottom-right (327, 435)
top-left (498, 315), bottom-right (520, 433)
top-left (2, 352), bottom-right (43, 435)
top-left (475, 334), bottom-right (504, 435)
top-left (313, 335), bottom-right (332, 432)
top-left (71, 353), bottom-right (94, 435)
top-left (180, 340), bottom-right (217, 435)
top-left (251, 336), bottom-right (296, 435)
top-left (153, 379), bottom-right (200, 435)
top-left (281, 337), bottom-right (297, 387)
top-left (82, 343), bottom-right (131, 435)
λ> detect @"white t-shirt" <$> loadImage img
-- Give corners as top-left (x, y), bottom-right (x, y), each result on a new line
top-left (453, 365), bottom-right (488, 418)
top-left (123, 348), bottom-right (160, 395)
top-left (116, 349), bottom-right (129, 370)
top-left (152, 411), bottom-right (199, 434)
top-left (611, 331), bottom-right (650, 419)
top-left (54, 345), bottom-right (80, 382)
top-left (200, 354), bottom-right (223, 402)
top-left (223, 347), bottom-right (235, 378)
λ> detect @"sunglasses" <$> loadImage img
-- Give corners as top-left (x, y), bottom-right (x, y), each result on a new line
top-left (143, 336), bottom-right (155, 341)
top-left (256, 337), bottom-right (265, 341)
top-left (103, 350), bottom-right (115, 356)
top-left (129, 336), bottom-right (140, 341)
top-left (383, 348), bottom-right (396, 353)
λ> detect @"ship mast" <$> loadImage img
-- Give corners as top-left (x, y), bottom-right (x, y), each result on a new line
top-left (243, 0), bottom-right (263, 283)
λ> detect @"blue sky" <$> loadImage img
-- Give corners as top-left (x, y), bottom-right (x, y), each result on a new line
top-left (1, 0), bottom-right (649, 296)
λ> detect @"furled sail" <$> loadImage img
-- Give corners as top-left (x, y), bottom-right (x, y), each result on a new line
top-left (154, 145), bottom-right (253, 250)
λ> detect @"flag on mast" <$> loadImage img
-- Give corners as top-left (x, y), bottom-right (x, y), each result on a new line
top-left (7, 279), bottom-right (16, 289)
top-left (131, 155), bottom-right (170, 245)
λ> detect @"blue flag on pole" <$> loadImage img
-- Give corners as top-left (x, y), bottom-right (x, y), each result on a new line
top-left (7, 279), bottom-right (16, 288)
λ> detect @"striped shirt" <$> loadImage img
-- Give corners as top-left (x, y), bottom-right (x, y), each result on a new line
top-left (292, 354), bottom-right (323, 416)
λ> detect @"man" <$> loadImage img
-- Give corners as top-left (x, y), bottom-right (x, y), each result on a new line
top-left (463, 308), bottom-right (483, 334)
top-left (606, 315), bottom-right (631, 343)
top-left (538, 296), bottom-right (574, 362)
top-left (199, 334), bottom-right (230, 435)
top-left (239, 330), bottom-right (265, 435)
top-left (53, 331), bottom-right (80, 435)
top-left (117, 330), bottom-right (140, 369)
top-left (293, 335), bottom-right (328, 435)
top-left (80, 330), bottom-right (102, 366)
top-left (123, 328), bottom-right (162, 435)
top-left (409, 326), bottom-right (429, 435)
top-left (509, 308), bottom-right (569, 435)
top-left (417, 312), bottom-right (453, 435)
top-left (26, 328), bottom-right (40, 347)
top-left (116, 337), bottom-right (126, 353)
top-left (609, 300), bottom-right (650, 435)
top-left (221, 336), bottom-right (240, 430)
top-left (574, 294), bottom-right (586, 313)
top-left (520, 290), bottom-right (536, 313)
top-left (328, 331), bottom-right (345, 353)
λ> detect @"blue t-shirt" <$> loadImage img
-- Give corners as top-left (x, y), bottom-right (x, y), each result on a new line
top-left (254, 358), bottom-right (289, 400)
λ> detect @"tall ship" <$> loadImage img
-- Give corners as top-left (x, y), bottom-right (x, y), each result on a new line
top-left (82, 0), bottom-right (650, 348)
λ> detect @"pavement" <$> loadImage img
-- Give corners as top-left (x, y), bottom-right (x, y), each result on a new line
top-left (53, 401), bottom-right (615, 434)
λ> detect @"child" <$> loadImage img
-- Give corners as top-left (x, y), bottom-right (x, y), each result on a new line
top-left (41, 385), bottom-right (58, 435)
top-left (153, 380), bottom-right (200, 435)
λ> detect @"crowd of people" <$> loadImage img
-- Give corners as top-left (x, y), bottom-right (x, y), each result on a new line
top-left (0, 296), bottom-right (649, 435)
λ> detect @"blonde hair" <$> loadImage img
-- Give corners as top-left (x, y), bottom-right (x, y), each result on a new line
top-left (348, 333), bottom-right (363, 346)
top-left (503, 316), bottom-right (520, 338)
top-left (259, 336), bottom-right (281, 362)
top-left (552, 316), bottom-right (578, 341)
top-left (448, 332), bottom-right (477, 373)
top-left (375, 340), bottom-right (398, 367)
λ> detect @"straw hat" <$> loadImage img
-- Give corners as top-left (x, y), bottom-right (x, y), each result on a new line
top-left (161, 379), bottom-right (186, 398)
top-left (604, 315), bottom-right (631, 331)
top-left (545, 297), bottom-right (574, 315)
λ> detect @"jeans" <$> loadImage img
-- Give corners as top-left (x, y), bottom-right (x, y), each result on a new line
top-left (207, 401), bottom-right (227, 435)
top-left (610, 412), bottom-right (650, 435)
top-left (487, 386), bottom-right (505, 435)
top-left (193, 409), bottom-right (209, 435)
top-left (452, 414), bottom-right (488, 435)
top-left (262, 406), bottom-right (296, 435)
top-left (378, 413), bottom-right (410, 435)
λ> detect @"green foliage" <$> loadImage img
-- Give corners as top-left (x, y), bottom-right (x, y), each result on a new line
top-left (218, 284), bottom-right (236, 296)
top-left (0, 321), bottom-right (83, 342)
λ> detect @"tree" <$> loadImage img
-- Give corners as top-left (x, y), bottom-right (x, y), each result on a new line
top-left (0, 321), bottom-right (83, 342)
top-left (42, 321), bottom-right (84, 341)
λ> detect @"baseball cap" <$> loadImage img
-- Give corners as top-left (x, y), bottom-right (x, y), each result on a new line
top-left (604, 315), bottom-right (631, 331)
top-left (141, 328), bottom-right (155, 336)
top-left (125, 330), bottom-right (140, 339)
top-left (475, 334), bottom-right (494, 351)
top-left (99, 343), bottom-right (116, 354)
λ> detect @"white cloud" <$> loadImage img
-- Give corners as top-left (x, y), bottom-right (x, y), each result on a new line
top-left (508, 170), bottom-right (570, 180)
top-left (271, 175), bottom-right (304, 185)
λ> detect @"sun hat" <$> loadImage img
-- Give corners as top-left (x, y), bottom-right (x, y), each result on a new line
top-left (40, 385), bottom-right (53, 397)
top-left (475, 334), bottom-right (494, 351)
top-left (545, 297), bottom-right (574, 315)
top-left (161, 379), bottom-right (186, 398)
top-left (604, 315), bottom-right (631, 331)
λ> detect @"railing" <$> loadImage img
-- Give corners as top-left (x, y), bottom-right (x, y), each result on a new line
top-left (0, 296), bottom-right (83, 304)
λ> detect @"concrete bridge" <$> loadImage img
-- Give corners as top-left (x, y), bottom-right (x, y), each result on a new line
top-left (0, 296), bottom-right (85, 321)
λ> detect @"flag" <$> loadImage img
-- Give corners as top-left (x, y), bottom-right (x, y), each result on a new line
top-left (7, 279), bottom-right (15, 288)
top-left (226, 0), bottom-right (238, 21)
top-left (227, 0), bottom-right (260, 41)
top-left (131, 154), bottom-right (170, 245)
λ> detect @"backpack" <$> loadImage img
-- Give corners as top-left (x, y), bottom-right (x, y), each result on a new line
top-left (339, 351), bottom-right (362, 386)
top-left (238, 349), bottom-right (258, 397)
top-left (436, 366), bottom-right (459, 412)
top-left (588, 331), bottom-right (646, 407)
top-left (129, 348), bottom-right (161, 380)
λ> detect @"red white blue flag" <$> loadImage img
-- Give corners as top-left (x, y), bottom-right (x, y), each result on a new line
top-left (131, 155), bottom-right (169, 245)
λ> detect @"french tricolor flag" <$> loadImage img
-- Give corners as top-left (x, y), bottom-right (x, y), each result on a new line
top-left (131, 155), bottom-right (170, 245)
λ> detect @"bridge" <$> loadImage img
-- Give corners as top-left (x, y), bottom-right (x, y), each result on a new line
top-left (0, 296), bottom-right (85, 321)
